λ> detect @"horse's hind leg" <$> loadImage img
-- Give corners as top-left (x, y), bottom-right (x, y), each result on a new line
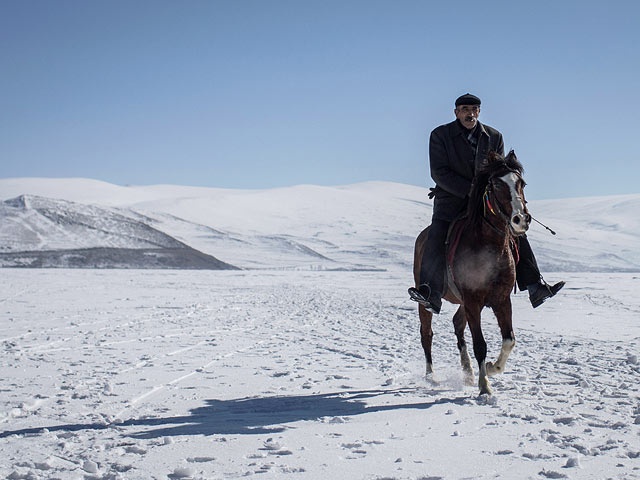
top-left (487, 300), bottom-right (516, 377)
top-left (419, 304), bottom-right (434, 376)
top-left (452, 306), bottom-right (474, 385)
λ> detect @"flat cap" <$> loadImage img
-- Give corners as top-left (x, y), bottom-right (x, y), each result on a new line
top-left (455, 93), bottom-right (481, 107)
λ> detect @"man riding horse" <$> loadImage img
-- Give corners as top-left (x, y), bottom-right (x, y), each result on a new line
top-left (409, 93), bottom-right (564, 314)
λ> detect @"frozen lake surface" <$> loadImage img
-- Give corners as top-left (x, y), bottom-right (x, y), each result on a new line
top-left (1, 269), bottom-right (640, 479)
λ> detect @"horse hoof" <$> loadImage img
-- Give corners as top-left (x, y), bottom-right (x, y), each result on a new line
top-left (479, 387), bottom-right (493, 396)
top-left (486, 361), bottom-right (501, 377)
top-left (478, 377), bottom-right (492, 396)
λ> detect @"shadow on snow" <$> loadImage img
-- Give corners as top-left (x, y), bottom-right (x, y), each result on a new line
top-left (1, 388), bottom-right (469, 439)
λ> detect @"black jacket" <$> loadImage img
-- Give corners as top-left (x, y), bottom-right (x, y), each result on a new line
top-left (429, 120), bottom-right (504, 221)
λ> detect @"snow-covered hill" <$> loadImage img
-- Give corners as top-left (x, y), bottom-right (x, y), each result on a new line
top-left (1, 195), bottom-right (185, 251)
top-left (0, 194), bottom-right (235, 269)
top-left (1, 178), bottom-right (639, 271)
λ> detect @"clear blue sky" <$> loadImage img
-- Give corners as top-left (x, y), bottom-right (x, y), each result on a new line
top-left (1, 0), bottom-right (638, 199)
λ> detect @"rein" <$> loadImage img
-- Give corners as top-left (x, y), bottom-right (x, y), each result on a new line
top-left (479, 171), bottom-right (523, 269)
top-left (480, 181), bottom-right (521, 275)
top-left (480, 169), bottom-right (529, 244)
top-left (482, 181), bottom-right (513, 237)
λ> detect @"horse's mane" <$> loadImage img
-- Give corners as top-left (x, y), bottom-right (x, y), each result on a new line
top-left (467, 150), bottom-right (524, 229)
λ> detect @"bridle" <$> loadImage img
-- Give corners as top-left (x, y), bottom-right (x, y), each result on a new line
top-left (482, 170), bottom-right (527, 238)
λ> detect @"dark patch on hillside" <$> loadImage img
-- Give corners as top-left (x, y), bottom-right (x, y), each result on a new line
top-left (0, 247), bottom-right (238, 270)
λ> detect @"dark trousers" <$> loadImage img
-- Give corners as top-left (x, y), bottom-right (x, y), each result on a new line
top-left (418, 219), bottom-right (449, 296)
top-left (419, 219), bottom-right (541, 297)
top-left (515, 235), bottom-right (542, 290)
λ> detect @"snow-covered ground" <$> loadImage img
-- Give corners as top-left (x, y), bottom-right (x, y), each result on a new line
top-left (1, 268), bottom-right (639, 479)
top-left (1, 178), bottom-right (640, 478)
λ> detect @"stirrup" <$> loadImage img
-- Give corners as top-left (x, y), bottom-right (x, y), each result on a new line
top-left (408, 285), bottom-right (441, 314)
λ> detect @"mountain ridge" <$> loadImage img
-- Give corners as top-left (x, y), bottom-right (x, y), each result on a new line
top-left (1, 178), bottom-right (639, 271)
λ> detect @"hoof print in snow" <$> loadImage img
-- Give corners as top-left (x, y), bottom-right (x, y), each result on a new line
top-left (82, 460), bottom-right (99, 474)
top-left (187, 456), bottom-right (216, 463)
top-left (125, 445), bottom-right (147, 454)
top-left (539, 469), bottom-right (568, 479)
top-left (170, 466), bottom-right (196, 479)
top-left (261, 438), bottom-right (292, 456)
top-left (553, 416), bottom-right (577, 426)
top-left (564, 457), bottom-right (581, 468)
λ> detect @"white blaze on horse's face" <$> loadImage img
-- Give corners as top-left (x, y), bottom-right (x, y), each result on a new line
top-left (499, 172), bottom-right (530, 235)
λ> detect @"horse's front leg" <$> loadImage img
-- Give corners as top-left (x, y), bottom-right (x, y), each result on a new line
top-left (453, 306), bottom-right (474, 385)
top-left (418, 304), bottom-right (434, 376)
top-left (486, 300), bottom-right (516, 377)
top-left (465, 303), bottom-right (491, 395)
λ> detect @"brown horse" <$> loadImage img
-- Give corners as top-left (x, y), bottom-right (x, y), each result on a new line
top-left (413, 150), bottom-right (530, 395)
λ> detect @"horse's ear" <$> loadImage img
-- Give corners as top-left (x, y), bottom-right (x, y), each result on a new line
top-left (487, 151), bottom-right (500, 163)
top-left (505, 149), bottom-right (524, 173)
top-left (485, 151), bottom-right (502, 167)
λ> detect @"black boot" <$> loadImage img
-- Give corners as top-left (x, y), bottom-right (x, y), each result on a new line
top-left (408, 284), bottom-right (442, 314)
top-left (529, 281), bottom-right (565, 308)
top-left (412, 219), bottom-right (448, 315)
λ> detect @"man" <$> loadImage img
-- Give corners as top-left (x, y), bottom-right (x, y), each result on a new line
top-left (408, 93), bottom-right (564, 314)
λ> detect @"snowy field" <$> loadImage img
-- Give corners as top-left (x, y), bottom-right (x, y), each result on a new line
top-left (2, 268), bottom-right (640, 480)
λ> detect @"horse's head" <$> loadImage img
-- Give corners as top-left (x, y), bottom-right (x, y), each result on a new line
top-left (471, 150), bottom-right (531, 236)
